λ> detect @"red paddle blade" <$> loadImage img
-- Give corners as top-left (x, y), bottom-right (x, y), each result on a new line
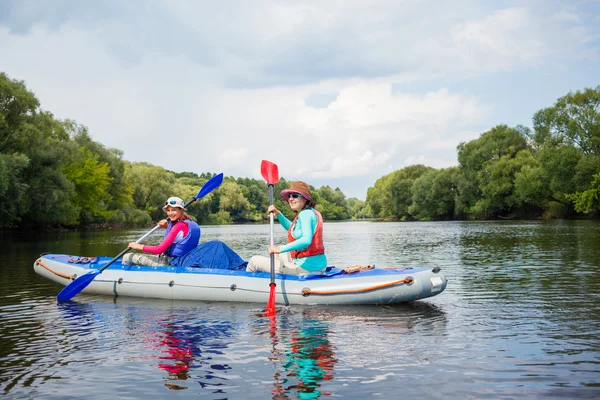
top-left (261, 160), bottom-right (279, 185)
top-left (265, 283), bottom-right (276, 316)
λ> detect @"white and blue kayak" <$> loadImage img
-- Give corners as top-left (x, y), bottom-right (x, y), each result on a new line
top-left (34, 253), bottom-right (447, 305)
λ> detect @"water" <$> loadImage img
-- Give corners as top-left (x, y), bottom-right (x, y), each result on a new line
top-left (1, 221), bottom-right (600, 399)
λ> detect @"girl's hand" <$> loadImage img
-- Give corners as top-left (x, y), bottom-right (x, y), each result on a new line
top-left (267, 205), bottom-right (280, 216)
top-left (157, 219), bottom-right (168, 228)
top-left (128, 242), bottom-right (144, 251)
top-left (268, 245), bottom-right (281, 254)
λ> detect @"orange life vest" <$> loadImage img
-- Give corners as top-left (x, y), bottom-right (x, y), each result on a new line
top-left (287, 209), bottom-right (325, 259)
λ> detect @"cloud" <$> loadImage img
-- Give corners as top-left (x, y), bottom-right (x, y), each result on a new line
top-left (0, 0), bottom-right (598, 199)
top-left (219, 148), bottom-right (249, 168)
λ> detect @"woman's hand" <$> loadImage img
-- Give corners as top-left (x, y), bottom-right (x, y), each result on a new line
top-left (267, 205), bottom-right (280, 216)
top-left (128, 242), bottom-right (144, 251)
top-left (157, 219), bottom-right (168, 228)
top-left (268, 245), bottom-right (281, 254)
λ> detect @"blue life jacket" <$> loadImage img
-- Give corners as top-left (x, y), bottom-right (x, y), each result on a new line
top-left (164, 219), bottom-right (200, 257)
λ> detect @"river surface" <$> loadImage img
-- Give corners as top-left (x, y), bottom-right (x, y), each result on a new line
top-left (1, 220), bottom-right (599, 399)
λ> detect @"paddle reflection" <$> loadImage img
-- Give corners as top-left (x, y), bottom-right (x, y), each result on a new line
top-left (270, 310), bottom-right (337, 399)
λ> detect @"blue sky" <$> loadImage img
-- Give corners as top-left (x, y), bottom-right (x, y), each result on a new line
top-left (1, 0), bottom-right (599, 200)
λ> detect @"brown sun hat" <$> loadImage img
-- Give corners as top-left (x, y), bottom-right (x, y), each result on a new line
top-left (280, 181), bottom-right (315, 205)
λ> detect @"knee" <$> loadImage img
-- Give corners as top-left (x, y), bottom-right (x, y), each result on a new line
top-left (246, 256), bottom-right (259, 271)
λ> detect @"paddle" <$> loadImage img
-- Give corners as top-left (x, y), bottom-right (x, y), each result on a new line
top-left (56, 173), bottom-right (224, 302)
top-left (261, 160), bottom-right (279, 316)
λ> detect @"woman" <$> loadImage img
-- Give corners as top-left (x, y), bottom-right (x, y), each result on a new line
top-left (123, 196), bottom-right (201, 267)
top-left (246, 181), bottom-right (327, 276)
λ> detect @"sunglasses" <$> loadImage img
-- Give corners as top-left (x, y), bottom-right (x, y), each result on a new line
top-left (288, 193), bottom-right (302, 199)
top-left (165, 200), bottom-right (179, 206)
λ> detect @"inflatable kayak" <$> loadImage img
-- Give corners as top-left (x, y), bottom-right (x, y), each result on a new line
top-left (34, 253), bottom-right (447, 305)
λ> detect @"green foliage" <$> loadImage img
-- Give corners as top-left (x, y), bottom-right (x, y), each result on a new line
top-left (514, 164), bottom-right (546, 206)
top-left (0, 153), bottom-right (29, 226)
top-left (410, 167), bottom-right (460, 220)
top-left (457, 125), bottom-right (530, 217)
top-left (367, 165), bottom-right (434, 219)
top-left (108, 208), bottom-right (152, 226)
top-left (315, 186), bottom-right (349, 220)
top-left (478, 149), bottom-right (538, 213)
top-left (125, 162), bottom-right (176, 220)
top-left (346, 197), bottom-right (371, 219)
top-left (533, 85), bottom-right (600, 156)
top-left (565, 173), bottom-right (600, 214)
top-left (66, 121), bottom-right (132, 209)
top-left (0, 73), bottom-right (40, 153)
top-left (219, 180), bottom-right (257, 221)
top-left (366, 173), bottom-right (393, 218)
top-left (62, 147), bottom-right (112, 224)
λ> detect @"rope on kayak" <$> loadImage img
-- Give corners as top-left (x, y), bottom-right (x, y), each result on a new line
top-left (35, 259), bottom-right (75, 280)
top-left (301, 277), bottom-right (414, 297)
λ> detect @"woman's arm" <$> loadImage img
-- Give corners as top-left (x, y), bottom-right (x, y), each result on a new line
top-left (277, 212), bottom-right (292, 230)
top-left (142, 223), bottom-right (189, 254)
top-left (279, 210), bottom-right (316, 253)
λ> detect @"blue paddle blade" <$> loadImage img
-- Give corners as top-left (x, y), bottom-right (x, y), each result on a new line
top-left (57, 270), bottom-right (101, 302)
top-left (195, 173), bottom-right (224, 200)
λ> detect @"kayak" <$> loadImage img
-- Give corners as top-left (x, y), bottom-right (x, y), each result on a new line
top-left (34, 254), bottom-right (447, 305)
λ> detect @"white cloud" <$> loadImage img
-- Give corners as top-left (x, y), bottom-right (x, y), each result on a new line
top-left (219, 148), bottom-right (249, 167)
top-left (0, 0), bottom-right (598, 198)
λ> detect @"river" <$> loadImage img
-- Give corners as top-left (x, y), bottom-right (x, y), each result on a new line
top-left (1, 220), bottom-right (599, 399)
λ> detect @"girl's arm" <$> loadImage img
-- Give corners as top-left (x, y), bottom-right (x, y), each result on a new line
top-left (142, 223), bottom-right (189, 254)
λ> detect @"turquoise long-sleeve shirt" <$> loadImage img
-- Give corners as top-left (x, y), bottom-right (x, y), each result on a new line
top-left (277, 208), bottom-right (327, 272)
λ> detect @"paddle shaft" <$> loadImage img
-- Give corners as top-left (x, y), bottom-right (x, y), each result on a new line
top-left (260, 160), bottom-right (279, 316)
top-left (269, 183), bottom-right (275, 284)
top-left (98, 224), bottom-right (161, 272)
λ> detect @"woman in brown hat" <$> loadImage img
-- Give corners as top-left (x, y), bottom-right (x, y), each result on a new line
top-left (246, 181), bottom-right (327, 275)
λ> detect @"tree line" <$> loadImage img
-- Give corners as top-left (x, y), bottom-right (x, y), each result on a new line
top-left (0, 72), bottom-right (365, 228)
top-left (367, 86), bottom-right (600, 220)
top-left (1, 71), bottom-right (599, 229)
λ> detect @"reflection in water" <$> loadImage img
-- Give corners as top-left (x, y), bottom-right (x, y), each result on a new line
top-left (158, 324), bottom-right (195, 387)
top-left (154, 318), bottom-right (235, 392)
top-left (269, 310), bottom-right (337, 399)
top-left (4, 221), bottom-right (600, 398)
top-left (55, 299), bottom-right (239, 396)
top-left (265, 303), bottom-right (448, 399)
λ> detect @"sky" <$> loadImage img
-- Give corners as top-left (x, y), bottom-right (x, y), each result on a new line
top-left (1, 0), bottom-right (599, 200)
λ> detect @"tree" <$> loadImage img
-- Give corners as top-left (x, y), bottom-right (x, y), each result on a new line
top-left (126, 162), bottom-right (175, 221)
top-left (66, 121), bottom-right (133, 211)
top-left (0, 153), bottom-right (29, 227)
top-left (533, 85), bottom-right (600, 156)
top-left (62, 147), bottom-right (112, 224)
top-left (389, 165), bottom-right (434, 219)
top-left (410, 167), bottom-right (460, 220)
top-left (218, 180), bottom-right (254, 222)
top-left (316, 186), bottom-right (349, 220)
top-left (346, 197), bottom-right (370, 219)
top-left (457, 125), bottom-right (530, 217)
top-left (366, 173), bottom-right (394, 218)
top-left (0, 72), bottom-right (40, 153)
top-left (566, 173), bottom-right (600, 214)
